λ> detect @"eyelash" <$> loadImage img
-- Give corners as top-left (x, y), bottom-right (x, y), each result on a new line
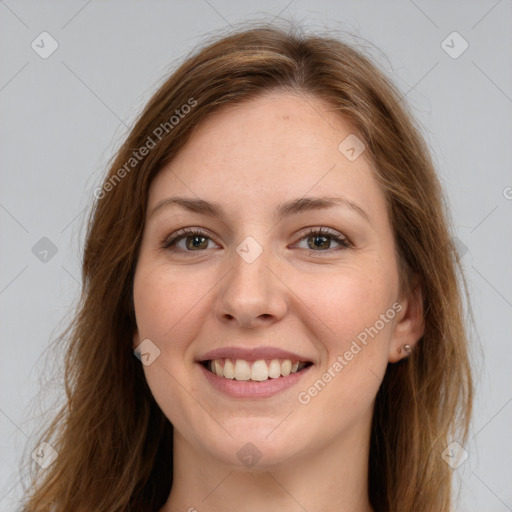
top-left (162, 226), bottom-right (351, 255)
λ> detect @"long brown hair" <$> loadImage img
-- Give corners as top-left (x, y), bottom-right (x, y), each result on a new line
top-left (20, 23), bottom-right (473, 511)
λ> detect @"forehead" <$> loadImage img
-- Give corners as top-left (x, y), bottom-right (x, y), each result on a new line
top-left (148, 91), bottom-right (386, 224)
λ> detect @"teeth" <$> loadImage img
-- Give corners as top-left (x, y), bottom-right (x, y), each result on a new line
top-left (268, 359), bottom-right (281, 379)
top-left (206, 358), bottom-right (308, 381)
top-left (213, 360), bottom-right (223, 377)
top-left (223, 359), bottom-right (235, 379)
top-left (280, 359), bottom-right (292, 377)
top-left (234, 359), bottom-right (251, 380)
top-left (251, 360), bottom-right (269, 381)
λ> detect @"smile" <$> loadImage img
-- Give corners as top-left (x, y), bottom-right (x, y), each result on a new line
top-left (198, 358), bottom-right (313, 399)
top-left (202, 358), bottom-right (312, 381)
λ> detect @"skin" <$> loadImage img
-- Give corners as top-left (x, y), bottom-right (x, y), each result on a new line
top-left (132, 91), bottom-right (424, 512)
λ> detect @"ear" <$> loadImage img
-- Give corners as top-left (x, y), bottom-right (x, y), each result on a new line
top-left (388, 275), bottom-right (425, 363)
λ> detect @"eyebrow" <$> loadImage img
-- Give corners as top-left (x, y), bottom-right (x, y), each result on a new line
top-left (149, 195), bottom-right (371, 224)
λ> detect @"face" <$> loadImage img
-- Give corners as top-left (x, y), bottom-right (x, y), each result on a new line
top-left (132, 91), bottom-right (420, 470)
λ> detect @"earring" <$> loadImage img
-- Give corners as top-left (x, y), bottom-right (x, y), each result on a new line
top-left (397, 344), bottom-right (412, 355)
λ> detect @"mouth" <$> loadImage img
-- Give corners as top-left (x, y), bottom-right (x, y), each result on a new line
top-left (200, 358), bottom-right (313, 382)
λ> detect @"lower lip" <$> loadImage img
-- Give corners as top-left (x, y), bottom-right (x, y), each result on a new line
top-left (198, 363), bottom-right (312, 399)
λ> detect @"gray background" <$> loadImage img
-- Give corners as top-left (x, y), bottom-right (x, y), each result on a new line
top-left (1, 1), bottom-right (511, 510)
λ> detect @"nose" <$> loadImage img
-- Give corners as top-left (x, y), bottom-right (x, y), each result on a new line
top-left (213, 241), bottom-right (289, 329)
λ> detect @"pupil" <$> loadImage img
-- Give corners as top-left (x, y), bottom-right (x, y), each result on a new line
top-left (309, 235), bottom-right (329, 250)
top-left (188, 236), bottom-right (206, 250)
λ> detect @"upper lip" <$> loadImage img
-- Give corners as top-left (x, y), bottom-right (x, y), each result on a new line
top-left (197, 346), bottom-right (313, 363)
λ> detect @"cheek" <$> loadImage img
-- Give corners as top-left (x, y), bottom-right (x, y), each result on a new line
top-left (133, 263), bottom-right (208, 425)
top-left (133, 262), bottom-right (210, 340)
top-left (294, 261), bottom-right (397, 349)
top-left (296, 275), bottom-right (394, 430)
top-left (292, 260), bottom-right (398, 419)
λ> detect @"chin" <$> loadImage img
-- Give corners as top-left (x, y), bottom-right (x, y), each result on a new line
top-left (196, 420), bottom-right (312, 471)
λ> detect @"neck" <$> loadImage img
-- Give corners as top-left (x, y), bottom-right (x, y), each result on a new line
top-left (161, 413), bottom-right (374, 512)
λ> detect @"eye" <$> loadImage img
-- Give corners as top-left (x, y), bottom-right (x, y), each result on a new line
top-left (162, 226), bottom-right (351, 255)
top-left (294, 227), bottom-right (351, 252)
top-left (163, 228), bottom-right (218, 253)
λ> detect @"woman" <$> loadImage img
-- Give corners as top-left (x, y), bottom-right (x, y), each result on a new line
top-left (21, 24), bottom-right (473, 512)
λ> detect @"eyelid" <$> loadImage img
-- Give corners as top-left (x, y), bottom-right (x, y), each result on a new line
top-left (162, 227), bottom-right (219, 249)
top-left (295, 225), bottom-right (347, 241)
top-left (292, 226), bottom-right (351, 251)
